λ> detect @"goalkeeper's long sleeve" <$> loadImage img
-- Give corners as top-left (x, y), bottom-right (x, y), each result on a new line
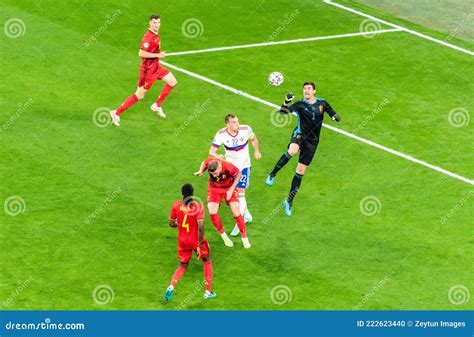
top-left (322, 101), bottom-right (340, 120)
top-left (279, 102), bottom-right (297, 115)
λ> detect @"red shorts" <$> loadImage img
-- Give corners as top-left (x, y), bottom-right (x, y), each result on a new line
top-left (137, 66), bottom-right (170, 90)
top-left (178, 239), bottom-right (210, 263)
top-left (207, 187), bottom-right (239, 204)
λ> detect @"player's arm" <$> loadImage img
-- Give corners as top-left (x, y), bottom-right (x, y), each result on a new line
top-left (194, 160), bottom-right (208, 176)
top-left (169, 218), bottom-right (178, 227)
top-left (323, 101), bottom-right (341, 122)
top-left (138, 49), bottom-right (166, 59)
top-left (169, 204), bottom-right (178, 227)
top-left (209, 145), bottom-right (225, 160)
top-left (250, 133), bottom-right (262, 160)
top-left (226, 170), bottom-right (242, 200)
top-left (280, 93), bottom-right (297, 115)
top-left (197, 219), bottom-right (204, 258)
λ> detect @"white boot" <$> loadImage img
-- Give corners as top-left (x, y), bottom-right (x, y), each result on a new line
top-left (110, 110), bottom-right (120, 126)
top-left (150, 103), bottom-right (166, 118)
top-left (230, 224), bottom-right (240, 237)
top-left (220, 232), bottom-right (234, 247)
top-left (242, 237), bottom-right (251, 249)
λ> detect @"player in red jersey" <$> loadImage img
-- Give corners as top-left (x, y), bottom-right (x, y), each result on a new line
top-left (194, 158), bottom-right (251, 249)
top-left (110, 14), bottom-right (177, 127)
top-left (164, 184), bottom-right (216, 301)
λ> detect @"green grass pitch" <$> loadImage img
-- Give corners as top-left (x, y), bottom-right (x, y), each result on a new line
top-left (1, 0), bottom-right (472, 310)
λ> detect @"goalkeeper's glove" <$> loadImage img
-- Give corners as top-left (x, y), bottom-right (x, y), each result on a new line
top-left (284, 93), bottom-right (295, 105)
top-left (331, 113), bottom-right (341, 122)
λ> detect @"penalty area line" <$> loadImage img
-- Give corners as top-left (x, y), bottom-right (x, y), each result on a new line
top-left (166, 28), bottom-right (402, 57)
top-left (160, 60), bottom-right (474, 186)
top-left (323, 0), bottom-right (474, 56)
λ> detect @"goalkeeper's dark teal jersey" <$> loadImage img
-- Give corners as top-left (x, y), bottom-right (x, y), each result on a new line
top-left (280, 98), bottom-right (338, 142)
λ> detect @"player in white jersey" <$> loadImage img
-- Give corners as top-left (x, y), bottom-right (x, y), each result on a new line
top-left (209, 114), bottom-right (261, 236)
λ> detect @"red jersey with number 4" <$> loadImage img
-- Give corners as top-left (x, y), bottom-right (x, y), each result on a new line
top-left (140, 30), bottom-right (161, 74)
top-left (169, 200), bottom-right (205, 247)
top-left (203, 158), bottom-right (240, 189)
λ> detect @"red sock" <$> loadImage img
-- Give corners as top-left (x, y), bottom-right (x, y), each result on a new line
top-left (203, 261), bottom-right (213, 292)
top-left (116, 94), bottom-right (138, 116)
top-left (234, 215), bottom-right (247, 238)
top-left (156, 84), bottom-right (174, 107)
top-left (170, 265), bottom-right (186, 287)
top-left (210, 214), bottom-right (224, 234)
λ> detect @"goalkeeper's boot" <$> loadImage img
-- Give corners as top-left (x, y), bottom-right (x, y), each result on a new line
top-left (265, 175), bottom-right (275, 186)
top-left (151, 103), bottom-right (166, 118)
top-left (164, 285), bottom-right (174, 302)
top-left (203, 291), bottom-right (217, 299)
top-left (284, 200), bottom-right (292, 217)
top-left (110, 110), bottom-right (120, 126)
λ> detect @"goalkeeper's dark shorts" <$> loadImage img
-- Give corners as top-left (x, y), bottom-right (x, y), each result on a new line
top-left (288, 134), bottom-right (319, 166)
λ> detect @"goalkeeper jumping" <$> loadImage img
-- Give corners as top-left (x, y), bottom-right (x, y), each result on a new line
top-left (265, 82), bottom-right (341, 216)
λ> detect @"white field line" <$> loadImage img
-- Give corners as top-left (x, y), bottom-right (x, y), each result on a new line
top-left (323, 0), bottom-right (474, 56)
top-left (166, 28), bottom-right (402, 57)
top-left (161, 60), bottom-right (473, 186)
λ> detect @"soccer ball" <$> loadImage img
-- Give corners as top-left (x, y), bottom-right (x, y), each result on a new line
top-left (268, 72), bottom-right (284, 86)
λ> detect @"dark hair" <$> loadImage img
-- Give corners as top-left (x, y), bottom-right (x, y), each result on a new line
top-left (181, 183), bottom-right (193, 200)
top-left (225, 114), bottom-right (236, 124)
top-left (149, 14), bottom-right (161, 21)
top-left (303, 82), bottom-right (316, 90)
top-left (208, 160), bottom-right (219, 173)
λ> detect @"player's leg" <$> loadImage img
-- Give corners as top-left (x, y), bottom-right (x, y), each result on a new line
top-left (110, 86), bottom-right (147, 126)
top-left (240, 168), bottom-right (252, 221)
top-left (284, 141), bottom-right (316, 216)
top-left (200, 241), bottom-right (216, 299)
top-left (157, 72), bottom-right (177, 107)
top-left (266, 142), bottom-right (300, 186)
top-left (207, 199), bottom-right (233, 247)
top-left (229, 200), bottom-right (251, 249)
top-left (151, 69), bottom-right (177, 118)
top-left (231, 168), bottom-right (251, 236)
top-left (164, 260), bottom-right (189, 301)
top-left (284, 163), bottom-right (307, 216)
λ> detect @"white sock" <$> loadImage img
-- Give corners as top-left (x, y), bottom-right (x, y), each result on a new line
top-left (238, 193), bottom-right (247, 216)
